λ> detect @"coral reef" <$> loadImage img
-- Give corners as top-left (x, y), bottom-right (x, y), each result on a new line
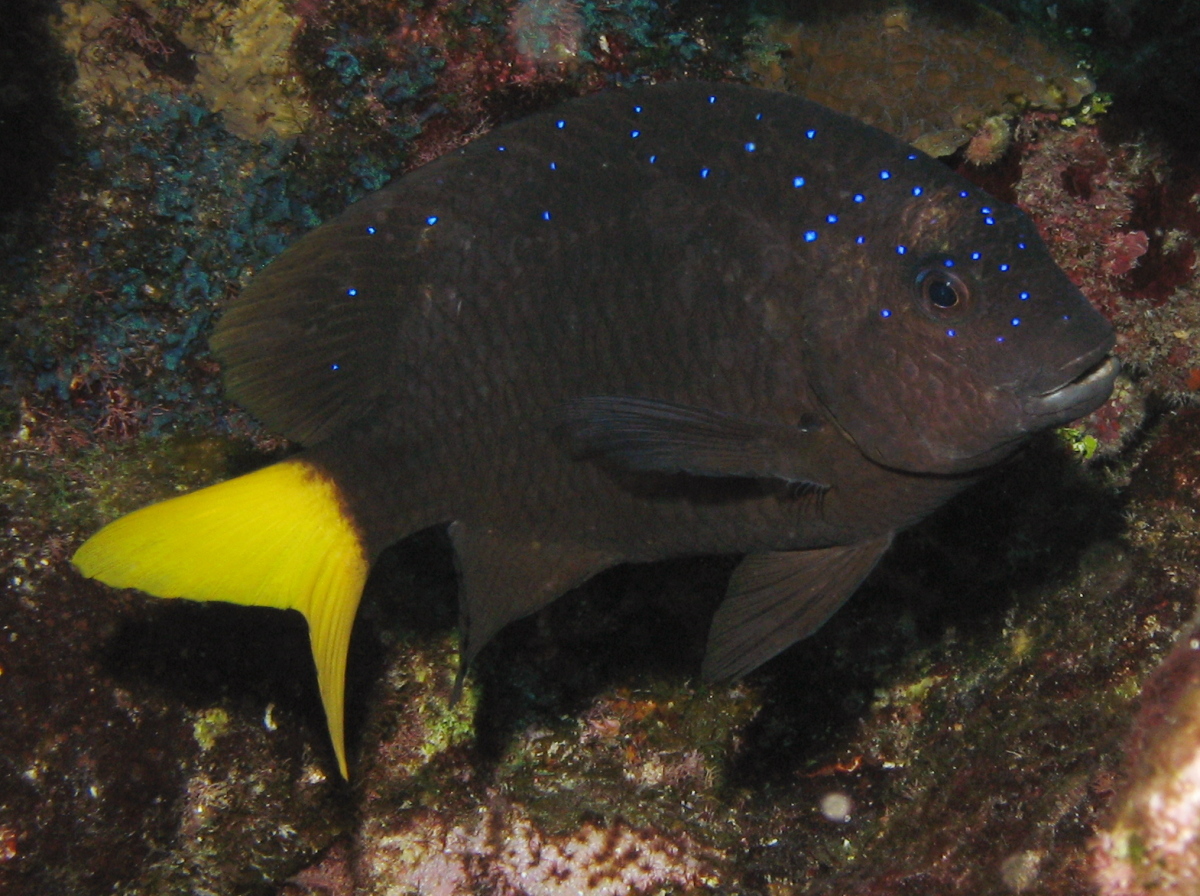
top-left (510, 0), bottom-right (588, 69)
top-left (0, 1), bottom-right (733, 893)
top-left (12, 0), bottom-right (722, 453)
top-left (1092, 409), bottom-right (1200, 893)
top-left (185, 0), bottom-right (312, 141)
top-left (1094, 626), bottom-right (1200, 895)
top-left (1003, 115), bottom-right (1200, 452)
top-left (0, 437), bottom-right (347, 896)
top-left (749, 3), bottom-right (1093, 157)
top-left (56, 0), bottom-right (312, 141)
top-left (8, 0), bottom-right (1200, 893)
top-left (976, 0), bottom-right (1200, 154)
top-left (346, 607), bottom-right (754, 891)
top-left (358, 807), bottom-right (717, 896)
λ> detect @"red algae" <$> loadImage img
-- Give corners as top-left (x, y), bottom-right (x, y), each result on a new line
top-left (1007, 114), bottom-right (1200, 450)
top-left (1013, 118), bottom-right (1140, 322)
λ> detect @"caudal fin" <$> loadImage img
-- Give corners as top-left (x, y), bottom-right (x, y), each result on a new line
top-left (72, 458), bottom-right (368, 779)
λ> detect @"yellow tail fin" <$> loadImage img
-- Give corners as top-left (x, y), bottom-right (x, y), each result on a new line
top-left (72, 458), bottom-right (368, 779)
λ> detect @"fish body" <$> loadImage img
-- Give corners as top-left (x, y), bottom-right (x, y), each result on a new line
top-left (74, 82), bottom-right (1118, 777)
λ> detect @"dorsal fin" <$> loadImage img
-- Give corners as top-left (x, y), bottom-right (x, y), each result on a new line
top-left (211, 189), bottom-right (409, 444)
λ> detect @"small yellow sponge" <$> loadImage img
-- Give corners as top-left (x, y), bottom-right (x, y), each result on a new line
top-left (73, 458), bottom-right (368, 779)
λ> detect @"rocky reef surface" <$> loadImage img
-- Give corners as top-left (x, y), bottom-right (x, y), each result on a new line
top-left (4, 2), bottom-right (1200, 894)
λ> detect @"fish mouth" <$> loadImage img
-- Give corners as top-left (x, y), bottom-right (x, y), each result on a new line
top-left (1021, 352), bottom-right (1120, 429)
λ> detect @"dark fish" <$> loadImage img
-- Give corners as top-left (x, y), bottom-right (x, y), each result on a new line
top-left (73, 82), bottom-right (1119, 777)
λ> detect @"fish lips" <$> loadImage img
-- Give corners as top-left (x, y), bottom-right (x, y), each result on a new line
top-left (1019, 347), bottom-right (1120, 431)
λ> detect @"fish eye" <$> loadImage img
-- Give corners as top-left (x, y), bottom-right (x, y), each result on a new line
top-left (915, 267), bottom-right (968, 311)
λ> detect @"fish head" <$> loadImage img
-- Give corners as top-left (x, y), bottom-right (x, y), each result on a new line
top-left (802, 188), bottom-right (1117, 475)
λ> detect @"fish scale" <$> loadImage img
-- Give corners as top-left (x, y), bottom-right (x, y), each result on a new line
top-left (73, 81), bottom-right (1117, 778)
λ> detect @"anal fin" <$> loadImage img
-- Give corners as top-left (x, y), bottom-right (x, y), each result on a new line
top-left (702, 533), bottom-right (893, 681)
top-left (449, 522), bottom-right (616, 668)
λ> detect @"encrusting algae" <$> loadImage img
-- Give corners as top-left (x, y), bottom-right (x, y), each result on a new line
top-left (55, 0), bottom-right (311, 141)
top-left (750, 3), bottom-right (1094, 160)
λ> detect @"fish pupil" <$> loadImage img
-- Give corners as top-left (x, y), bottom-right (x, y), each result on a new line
top-left (917, 267), bottom-right (966, 310)
top-left (928, 278), bottom-right (958, 308)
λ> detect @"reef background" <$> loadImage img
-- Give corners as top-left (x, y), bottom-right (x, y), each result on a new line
top-left (4, 0), bottom-right (1200, 893)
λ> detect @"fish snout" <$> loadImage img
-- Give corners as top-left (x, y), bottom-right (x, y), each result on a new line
top-left (1020, 353), bottom-right (1120, 429)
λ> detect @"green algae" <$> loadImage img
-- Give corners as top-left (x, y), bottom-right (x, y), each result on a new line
top-left (191, 707), bottom-right (231, 752)
top-left (369, 632), bottom-right (479, 779)
top-left (1059, 426), bottom-right (1100, 460)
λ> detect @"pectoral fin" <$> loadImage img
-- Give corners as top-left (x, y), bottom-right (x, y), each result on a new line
top-left (556, 395), bottom-right (830, 490)
top-left (702, 533), bottom-right (893, 681)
